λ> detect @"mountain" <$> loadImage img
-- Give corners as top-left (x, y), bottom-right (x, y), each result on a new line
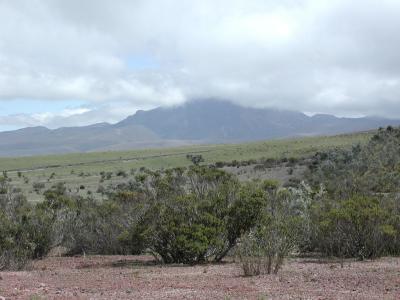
top-left (1, 99), bottom-right (399, 157)
top-left (117, 100), bottom-right (308, 141)
top-left (117, 99), bottom-right (400, 141)
top-left (0, 122), bottom-right (189, 157)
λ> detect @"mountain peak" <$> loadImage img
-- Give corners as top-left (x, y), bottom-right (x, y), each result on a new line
top-left (117, 99), bottom-right (400, 142)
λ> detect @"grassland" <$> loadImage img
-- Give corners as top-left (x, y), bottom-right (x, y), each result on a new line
top-left (0, 131), bottom-right (373, 202)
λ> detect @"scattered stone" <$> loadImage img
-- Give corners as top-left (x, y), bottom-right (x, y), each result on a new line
top-left (0, 255), bottom-right (399, 299)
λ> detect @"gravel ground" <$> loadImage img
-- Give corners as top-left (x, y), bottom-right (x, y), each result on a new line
top-left (0, 255), bottom-right (399, 299)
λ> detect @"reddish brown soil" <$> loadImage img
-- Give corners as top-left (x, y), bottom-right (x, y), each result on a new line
top-left (0, 255), bottom-right (399, 299)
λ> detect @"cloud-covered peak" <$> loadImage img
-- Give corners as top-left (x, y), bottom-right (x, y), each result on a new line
top-left (1, 0), bottom-right (400, 131)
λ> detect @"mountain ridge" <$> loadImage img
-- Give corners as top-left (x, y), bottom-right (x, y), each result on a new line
top-left (1, 99), bottom-right (399, 157)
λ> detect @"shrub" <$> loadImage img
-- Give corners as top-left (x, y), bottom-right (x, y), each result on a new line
top-left (0, 213), bottom-right (33, 270)
top-left (116, 170), bottom-right (128, 177)
top-left (186, 154), bottom-right (204, 166)
top-left (41, 182), bottom-right (150, 256)
top-left (0, 176), bottom-right (7, 194)
top-left (25, 206), bottom-right (54, 259)
top-left (315, 195), bottom-right (396, 260)
top-left (215, 161), bottom-right (226, 168)
top-left (237, 232), bottom-right (271, 276)
top-left (33, 182), bottom-right (45, 193)
top-left (0, 180), bottom-right (52, 270)
top-left (133, 167), bottom-right (265, 263)
top-left (237, 181), bottom-right (303, 276)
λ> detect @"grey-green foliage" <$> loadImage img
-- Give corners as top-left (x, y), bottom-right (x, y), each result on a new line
top-left (0, 176), bottom-right (53, 270)
top-left (42, 183), bottom-right (146, 256)
top-left (131, 166), bottom-right (266, 264)
top-left (3, 126), bottom-right (400, 271)
top-left (29, 166), bottom-right (265, 263)
top-left (307, 126), bottom-right (400, 198)
top-left (238, 180), bottom-right (306, 275)
top-left (304, 126), bottom-right (400, 258)
top-left (313, 195), bottom-right (397, 260)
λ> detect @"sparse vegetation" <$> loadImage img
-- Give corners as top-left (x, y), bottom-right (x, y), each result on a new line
top-left (0, 128), bottom-right (399, 275)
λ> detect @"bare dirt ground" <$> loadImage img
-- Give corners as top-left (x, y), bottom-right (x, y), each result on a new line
top-left (0, 255), bottom-right (399, 299)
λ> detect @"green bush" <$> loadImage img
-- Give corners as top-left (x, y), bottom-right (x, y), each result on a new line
top-left (0, 212), bottom-right (34, 270)
top-left (315, 195), bottom-right (396, 260)
top-left (0, 179), bottom-right (53, 270)
top-left (131, 167), bottom-right (265, 264)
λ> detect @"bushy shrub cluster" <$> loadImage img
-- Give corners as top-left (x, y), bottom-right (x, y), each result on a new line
top-left (306, 126), bottom-right (400, 197)
top-left (304, 126), bottom-right (400, 258)
top-left (0, 167), bottom-right (266, 268)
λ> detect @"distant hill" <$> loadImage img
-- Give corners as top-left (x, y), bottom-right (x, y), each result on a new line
top-left (0, 99), bottom-right (399, 156)
top-left (0, 122), bottom-right (190, 157)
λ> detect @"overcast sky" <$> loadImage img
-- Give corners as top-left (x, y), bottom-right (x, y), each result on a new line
top-left (1, 0), bottom-right (400, 131)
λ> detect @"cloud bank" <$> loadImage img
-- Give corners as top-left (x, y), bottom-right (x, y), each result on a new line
top-left (1, 0), bottom-right (400, 130)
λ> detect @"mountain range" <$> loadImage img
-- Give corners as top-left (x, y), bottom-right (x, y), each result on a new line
top-left (1, 99), bottom-right (399, 157)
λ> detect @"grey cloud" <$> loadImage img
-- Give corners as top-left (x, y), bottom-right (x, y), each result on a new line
top-left (0, 102), bottom-right (142, 130)
top-left (0, 114), bottom-right (40, 128)
top-left (0, 0), bottom-right (400, 130)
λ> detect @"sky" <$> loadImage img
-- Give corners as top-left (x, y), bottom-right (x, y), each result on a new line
top-left (1, 0), bottom-right (400, 131)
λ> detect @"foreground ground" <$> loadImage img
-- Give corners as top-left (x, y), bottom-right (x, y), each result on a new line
top-left (0, 255), bottom-right (399, 299)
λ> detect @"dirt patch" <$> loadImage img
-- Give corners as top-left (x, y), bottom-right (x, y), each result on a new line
top-left (0, 256), bottom-right (399, 299)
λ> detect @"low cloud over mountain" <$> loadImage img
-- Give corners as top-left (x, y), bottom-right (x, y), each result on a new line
top-left (1, 100), bottom-right (399, 157)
